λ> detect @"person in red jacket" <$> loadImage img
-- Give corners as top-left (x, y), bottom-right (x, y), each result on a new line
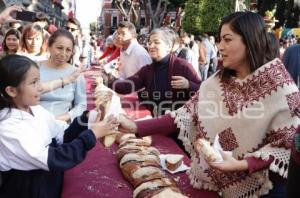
top-left (98, 35), bottom-right (116, 62)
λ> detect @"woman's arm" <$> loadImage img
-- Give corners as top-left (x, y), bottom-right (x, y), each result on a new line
top-left (107, 48), bottom-right (120, 63)
top-left (108, 66), bottom-right (147, 94)
top-left (41, 66), bottom-right (84, 93)
top-left (136, 114), bottom-right (178, 137)
top-left (67, 75), bottom-right (87, 121)
top-left (99, 47), bottom-right (114, 60)
top-left (55, 112), bottom-right (71, 122)
top-left (119, 114), bottom-right (178, 137)
top-left (203, 149), bottom-right (273, 173)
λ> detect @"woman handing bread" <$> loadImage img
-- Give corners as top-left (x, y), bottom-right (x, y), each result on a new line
top-left (118, 12), bottom-right (300, 198)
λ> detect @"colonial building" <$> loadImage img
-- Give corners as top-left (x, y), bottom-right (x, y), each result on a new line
top-left (100, 0), bottom-right (179, 37)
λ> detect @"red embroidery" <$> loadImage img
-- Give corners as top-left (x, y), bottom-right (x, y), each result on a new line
top-left (205, 168), bottom-right (248, 189)
top-left (255, 126), bottom-right (298, 150)
top-left (195, 120), bottom-right (208, 140)
top-left (184, 91), bottom-right (199, 113)
top-left (221, 61), bottom-right (294, 115)
top-left (286, 92), bottom-right (300, 117)
top-left (218, 128), bottom-right (239, 151)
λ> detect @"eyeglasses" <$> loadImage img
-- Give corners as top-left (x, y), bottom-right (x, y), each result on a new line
top-left (66, 27), bottom-right (78, 32)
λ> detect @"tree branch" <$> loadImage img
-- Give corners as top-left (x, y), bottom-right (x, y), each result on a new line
top-left (116, 0), bottom-right (129, 19)
top-left (158, 2), bottom-right (168, 26)
top-left (154, 0), bottom-right (163, 16)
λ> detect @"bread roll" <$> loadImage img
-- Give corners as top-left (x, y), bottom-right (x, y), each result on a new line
top-left (118, 133), bottom-right (136, 145)
top-left (116, 133), bottom-right (136, 144)
top-left (131, 166), bottom-right (165, 187)
top-left (151, 187), bottom-right (188, 198)
top-left (103, 134), bottom-right (117, 147)
top-left (133, 178), bottom-right (176, 198)
top-left (117, 146), bottom-right (160, 161)
top-left (121, 164), bottom-right (166, 188)
top-left (142, 136), bottom-right (152, 145)
top-left (165, 154), bottom-right (184, 171)
top-left (120, 153), bottom-right (160, 167)
top-left (195, 139), bottom-right (223, 162)
top-left (119, 138), bottom-right (152, 148)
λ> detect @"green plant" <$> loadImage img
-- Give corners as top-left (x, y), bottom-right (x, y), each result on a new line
top-left (182, 0), bottom-right (234, 35)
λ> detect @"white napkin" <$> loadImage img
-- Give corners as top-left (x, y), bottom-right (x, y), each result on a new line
top-left (212, 134), bottom-right (233, 163)
top-left (159, 154), bottom-right (190, 174)
top-left (88, 109), bottom-right (98, 129)
top-left (104, 94), bottom-right (123, 118)
top-left (103, 61), bottom-right (116, 74)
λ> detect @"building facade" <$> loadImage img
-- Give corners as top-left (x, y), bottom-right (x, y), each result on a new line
top-left (100, 0), bottom-right (178, 37)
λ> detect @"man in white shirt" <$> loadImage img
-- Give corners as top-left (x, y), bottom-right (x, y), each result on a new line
top-left (116, 21), bottom-right (152, 79)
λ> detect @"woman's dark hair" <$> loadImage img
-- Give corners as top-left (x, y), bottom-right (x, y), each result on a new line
top-left (2, 28), bottom-right (21, 53)
top-left (67, 18), bottom-right (81, 34)
top-left (48, 28), bottom-right (75, 64)
top-left (35, 12), bottom-right (50, 24)
top-left (266, 32), bottom-right (279, 58)
top-left (219, 12), bottom-right (275, 81)
top-left (0, 55), bottom-right (38, 113)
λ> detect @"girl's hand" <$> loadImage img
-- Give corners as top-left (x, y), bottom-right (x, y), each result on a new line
top-left (91, 113), bottom-right (119, 139)
top-left (171, 76), bottom-right (189, 89)
top-left (118, 114), bottom-right (137, 134)
top-left (208, 151), bottom-right (249, 172)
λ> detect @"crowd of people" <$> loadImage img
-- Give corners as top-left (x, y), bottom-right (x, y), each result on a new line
top-left (0, 5), bottom-right (299, 198)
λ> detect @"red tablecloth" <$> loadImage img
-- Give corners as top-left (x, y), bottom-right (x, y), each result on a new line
top-left (61, 68), bottom-right (220, 198)
top-left (61, 135), bottom-right (219, 198)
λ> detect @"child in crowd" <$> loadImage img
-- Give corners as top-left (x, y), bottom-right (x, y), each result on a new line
top-left (0, 55), bottom-right (118, 198)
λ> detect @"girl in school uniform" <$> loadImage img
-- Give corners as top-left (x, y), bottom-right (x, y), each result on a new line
top-left (0, 55), bottom-right (118, 198)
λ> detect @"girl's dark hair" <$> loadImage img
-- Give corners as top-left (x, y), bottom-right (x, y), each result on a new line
top-left (219, 12), bottom-right (275, 81)
top-left (2, 28), bottom-right (21, 53)
top-left (0, 55), bottom-right (38, 112)
top-left (48, 28), bottom-right (75, 64)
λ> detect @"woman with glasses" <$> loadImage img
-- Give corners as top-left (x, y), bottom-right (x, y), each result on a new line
top-left (108, 27), bottom-right (201, 117)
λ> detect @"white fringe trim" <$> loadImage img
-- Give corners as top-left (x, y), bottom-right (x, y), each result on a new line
top-left (171, 107), bottom-right (289, 198)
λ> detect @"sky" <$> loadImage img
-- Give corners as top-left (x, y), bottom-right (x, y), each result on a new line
top-left (75, 0), bottom-right (103, 35)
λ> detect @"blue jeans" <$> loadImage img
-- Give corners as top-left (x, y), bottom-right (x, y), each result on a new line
top-left (200, 63), bottom-right (209, 81)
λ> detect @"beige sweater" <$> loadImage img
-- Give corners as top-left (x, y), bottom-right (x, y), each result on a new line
top-left (171, 58), bottom-right (300, 198)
